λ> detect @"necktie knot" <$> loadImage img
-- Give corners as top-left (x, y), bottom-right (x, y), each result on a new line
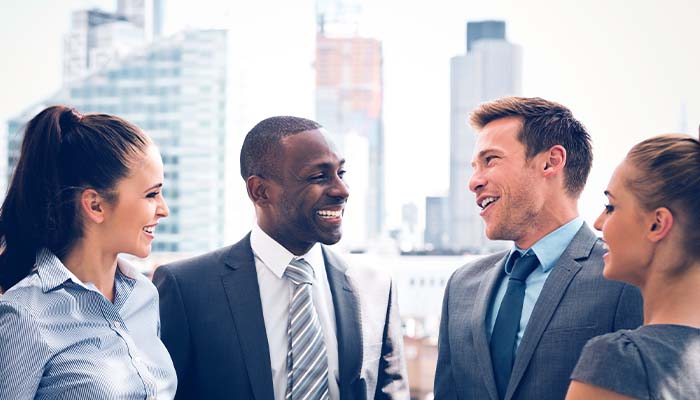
top-left (509, 253), bottom-right (539, 282)
top-left (285, 258), bottom-right (314, 286)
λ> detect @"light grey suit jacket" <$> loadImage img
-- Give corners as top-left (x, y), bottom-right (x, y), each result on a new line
top-left (154, 233), bottom-right (409, 400)
top-left (434, 224), bottom-right (643, 400)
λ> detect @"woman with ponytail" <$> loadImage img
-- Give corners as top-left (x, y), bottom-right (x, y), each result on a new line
top-left (567, 132), bottom-right (700, 399)
top-left (0, 106), bottom-right (176, 398)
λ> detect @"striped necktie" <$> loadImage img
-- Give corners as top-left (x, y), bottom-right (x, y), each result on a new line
top-left (285, 258), bottom-right (330, 400)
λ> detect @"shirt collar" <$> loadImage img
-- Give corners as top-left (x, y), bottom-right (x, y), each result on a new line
top-left (505, 217), bottom-right (584, 274)
top-left (36, 248), bottom-right (80, 293)
top-left (250, 224), bottom-right (324, 280)
top-left (36, 248), bottom-right (136, 294)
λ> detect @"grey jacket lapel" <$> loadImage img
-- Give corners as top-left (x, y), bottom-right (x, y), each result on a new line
top-left (505, 224), bottom-right (598, 400)
top-left (323, 247), bottom-right (362, 399)
top-left (471, 254), bottom-right (508, 400)
top-left (220, 234), bottom-right (275, 400)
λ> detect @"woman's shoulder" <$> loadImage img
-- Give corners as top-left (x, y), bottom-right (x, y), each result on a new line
top-left (571, 329), bottom-right (650, 399)
top-left (0, 280), bottom-right (49, 347)
top-left (583, 329), bottom-right (638, 352)
top-left (0, 273), bottom-right (47, 314)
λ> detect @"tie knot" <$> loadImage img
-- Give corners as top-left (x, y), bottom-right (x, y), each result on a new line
top-left (509, 253), bottom-right (540, 282)
top-left (285, 258), bottom-right (314, 285)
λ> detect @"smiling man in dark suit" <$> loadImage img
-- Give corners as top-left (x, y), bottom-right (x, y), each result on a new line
top-left (153, 116), bottom-right (408, 400)
top-left (434, 97), bottom-right (643, 400)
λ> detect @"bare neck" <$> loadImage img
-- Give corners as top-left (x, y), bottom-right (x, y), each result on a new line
top-left (515, 200), bottom-right (579, 249)
top-left (61, 238), bottom-right (119, 303)
top-left (642, 262), bottom-right (700, 327)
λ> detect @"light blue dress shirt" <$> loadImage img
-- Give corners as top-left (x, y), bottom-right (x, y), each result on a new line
top-left (0, 248), bottom-right (177, 399)
top-left (488, 217), bottom-right (584, 349)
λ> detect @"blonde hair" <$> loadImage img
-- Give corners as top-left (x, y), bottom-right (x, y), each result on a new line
top-left (625, 133), bottom-right (700, 257)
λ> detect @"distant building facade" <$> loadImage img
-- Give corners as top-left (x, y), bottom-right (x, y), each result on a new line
top-left (448, 20), bottom-right (521, 253)
top-left (6, 2), bottom-right (227, 254)
top-left (424, 196), bottom-right (449, 250)
top-left (315, 28), bottom-right (385, 245)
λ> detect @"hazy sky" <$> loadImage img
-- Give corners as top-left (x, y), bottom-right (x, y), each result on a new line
top-left (2, 0), bottom-right (699, 238)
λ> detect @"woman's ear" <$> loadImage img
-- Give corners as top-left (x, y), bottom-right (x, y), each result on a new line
top-left (80, 189), bottom-right (106, 224)
top-left (647, 207), bottom-right (673, 243)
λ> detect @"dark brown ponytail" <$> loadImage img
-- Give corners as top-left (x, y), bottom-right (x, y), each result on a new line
top-left (0, 105), bottom-right (150, 291)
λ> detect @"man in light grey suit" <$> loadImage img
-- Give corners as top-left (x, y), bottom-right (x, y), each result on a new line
top-left (154, 116), bottom-right (408, 399)
top-left (434, 97), bottom-right (643, 400)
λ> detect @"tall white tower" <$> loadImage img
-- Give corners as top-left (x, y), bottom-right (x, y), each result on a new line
top-left (448, 21), bottom-right (522, 253)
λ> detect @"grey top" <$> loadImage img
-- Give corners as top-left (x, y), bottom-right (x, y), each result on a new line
top-left (571, 324), bottom-right (700, 400)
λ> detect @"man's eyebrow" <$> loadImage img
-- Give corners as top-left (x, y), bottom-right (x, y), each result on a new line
top-left (301, 159), bottom-right (346, 170)
top-left (471, 149), bottom-right (500, 167)
top-left (477, 148), bottom-right (501, 159)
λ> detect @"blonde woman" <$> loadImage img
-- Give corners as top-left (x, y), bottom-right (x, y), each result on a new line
top-left (567, 133), bottom-right (700, 399)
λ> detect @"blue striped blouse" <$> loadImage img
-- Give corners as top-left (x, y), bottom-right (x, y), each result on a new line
top-left (0, 248), bottom-right (177, 399)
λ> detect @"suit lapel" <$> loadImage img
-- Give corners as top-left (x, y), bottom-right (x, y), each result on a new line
top-left (505, 225), bottom-right (597, 400)
top-left (220, 234), bottom-right (275, 400)
top-left (471, 254), bottom-right (508, 400)
top-left (323, 247), bottom-right (362, 398)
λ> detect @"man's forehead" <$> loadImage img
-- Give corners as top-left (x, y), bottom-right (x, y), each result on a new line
top-left (281, 130), bottom-right (344, 164)
top-left (470, 122), bottom-right (526, 164)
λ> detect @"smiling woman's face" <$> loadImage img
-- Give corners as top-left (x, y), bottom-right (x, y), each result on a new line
top-left (100, 144), bottom-right (169, 258)
top-left (594, 161), bottom-right (653, 286)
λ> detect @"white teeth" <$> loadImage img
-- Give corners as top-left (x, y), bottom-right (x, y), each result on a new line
top-left (143, 226), bottom-right (155, 234)
top-left (480, 197), bottom-right (498, 209)
top-left (317, 210), bottom-right (342, 218)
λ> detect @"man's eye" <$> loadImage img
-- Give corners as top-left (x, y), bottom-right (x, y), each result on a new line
top-left (309, 174), bottom-right (325, 181)
top-left (485, 156), bottom-right (498, 164)
top-left (338, 170), bottom-right (346, 178)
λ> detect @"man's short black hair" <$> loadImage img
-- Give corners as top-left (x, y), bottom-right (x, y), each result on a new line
top-left (240, 116), bottom-right (322, 180)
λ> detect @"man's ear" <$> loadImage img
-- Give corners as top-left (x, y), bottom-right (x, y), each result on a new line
top-left (80, 189), bottom-right (106, 224)
top-left (542, 145), bottom-right (567, 177)
top-left (247, 175), bottom-right (272, 206)
top-left (647, 207), bottom-right (673, 243)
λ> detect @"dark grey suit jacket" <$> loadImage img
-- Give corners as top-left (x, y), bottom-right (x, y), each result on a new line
top-left (434, 224), bottom-right (643, 400)
top-left (153, 234), bottom-right (408, 400)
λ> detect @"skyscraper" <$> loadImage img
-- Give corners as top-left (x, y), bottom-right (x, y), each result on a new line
top-left (448, 20), bottom-right (521, 253)
top-left (424, 196), bottom-right (449, 251)
top-left (315, 0), bottom-right (385, 249)
top-left (6, 2), bottom-right (227, 254)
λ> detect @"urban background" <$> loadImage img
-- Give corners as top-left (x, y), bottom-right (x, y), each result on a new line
top-left (2, 0), bottom-right (699, 398)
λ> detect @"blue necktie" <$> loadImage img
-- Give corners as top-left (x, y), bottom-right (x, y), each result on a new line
top-left (490, 253), bottom-right (540, 399)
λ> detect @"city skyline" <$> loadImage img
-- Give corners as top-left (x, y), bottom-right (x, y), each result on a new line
top-left (5, 3), bottom-right (228, 253)
top-left (2, 0), bottom-right (699, 242)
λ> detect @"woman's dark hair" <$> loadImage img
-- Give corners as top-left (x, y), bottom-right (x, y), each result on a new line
top-left (0, 105), bottom-right (151, 291)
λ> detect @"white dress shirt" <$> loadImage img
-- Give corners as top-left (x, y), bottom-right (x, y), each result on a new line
top-left (251, 224), bottom-right (340, 400)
